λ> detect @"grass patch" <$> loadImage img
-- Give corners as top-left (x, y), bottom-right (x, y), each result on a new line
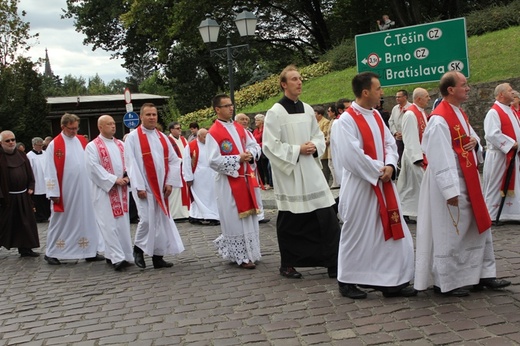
top-left (240, 25), bottom-right (520, 114)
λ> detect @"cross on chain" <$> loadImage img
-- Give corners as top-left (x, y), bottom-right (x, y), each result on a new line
top-left (453, 125), bottom-right (472, 167)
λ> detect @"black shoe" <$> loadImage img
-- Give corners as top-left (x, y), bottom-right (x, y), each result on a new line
top-left (259, 218), bottom-right (270, 224)
top-left (279, 267), bottom-right (302, 279)
top-left (85, 254), bottom-right (105, 262)
top-left (433, 286), bottom-right (470, 297)
top-left (174, 218), bottom-right (189, 223)
top-left (473, 278), bottom-right (511, 291)
top-left (44, 255), bottom-right (61, 265)
top-left (106, 258), bottom-right (112, 265)
top-left (383, 286), bottom-right (418, 297)
top-left (339, 284), bottom-right (367, 299)
top-left (113, 261), bottom-right (127, 271)
top-left (207, 219), bottom-right (220, 226)
top-left (133, 247), bottom-right (146, 269)
top-left (152, 256), bottom-right (173, 269)
top-left (189, 217), bottom-right (202, 225)
top-left (20, 249), bottom-right (40, 257)
top-left (404, 216), bottom-right (416, 224)
top-left (327, 266), bottom-right (337, 278)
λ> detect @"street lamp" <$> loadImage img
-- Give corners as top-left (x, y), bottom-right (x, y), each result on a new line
top-left (198, 10), bottom-right (258, 109)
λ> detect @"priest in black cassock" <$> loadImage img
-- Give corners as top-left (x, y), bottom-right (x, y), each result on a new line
top-left (0, 131), bottom-right (40, 257)
top-left (263, 65), bottom-right (340, 279)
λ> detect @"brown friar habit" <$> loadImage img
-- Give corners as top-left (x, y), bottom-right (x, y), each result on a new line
top-left (0, 148), bottom-right (40, 250)
top-left (275, 96), bottom-right (340, 268)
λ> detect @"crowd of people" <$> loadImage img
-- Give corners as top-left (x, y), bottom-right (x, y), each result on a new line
top-left (0, 66), bottom-right (515, 299)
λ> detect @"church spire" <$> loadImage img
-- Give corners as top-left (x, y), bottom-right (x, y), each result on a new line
top-left (44, 48), bottom-right (53, 77)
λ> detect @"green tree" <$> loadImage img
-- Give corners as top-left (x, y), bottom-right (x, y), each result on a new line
top-left (62, 74), bottom-right (88, 95)
top-left (87, 74), bottom-right (108, 95)
top-left (0, 0), bottom-right (39, 66)
top-left (0, 57), bottom-right (49, 145)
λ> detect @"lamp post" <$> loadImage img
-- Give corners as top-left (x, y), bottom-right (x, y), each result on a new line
top-left (198, 11), bottom-right (258, 109)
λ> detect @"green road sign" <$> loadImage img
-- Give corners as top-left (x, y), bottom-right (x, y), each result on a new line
top-left (355, 18), bottom-right (469, 87)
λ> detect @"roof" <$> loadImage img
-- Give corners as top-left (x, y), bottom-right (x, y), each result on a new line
top-left (47, 93), bottom-right (169, 104)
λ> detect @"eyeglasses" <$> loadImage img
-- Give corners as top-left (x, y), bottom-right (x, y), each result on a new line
top-left (65, 127), bottom-right (79, 131)
top-left (3, 138), bottom-right (16, 143)
top-left (173, 127), bottom-right (181, 130)
top-left (217, 104), bottom-right (234, 108)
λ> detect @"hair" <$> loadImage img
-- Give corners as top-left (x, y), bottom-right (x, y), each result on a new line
top-left (351, 72), bottom-right (379, 98)
top-left (313, 105), bottom-right (325, 116)
top-left (32, 137), bottom-right (43, 145)
top-left (168, 121), bottom-right (180, 130)
top-left (235, 113), bottom-right (249, 122)
top-left (189, 122), bottom-right (199, 129)
top-left (60, 113), bottom-right (80, 126)
top-left (439, 71), bottom-right (460, 97)
top-left (254, 114), bottom-right (265, 122)
top-left (412, 88), bottom-right (428, 101)
top-left (494, 83), bottom-right (510, 98)
top-left (212, 94), bottom-right (230, 110)
top-left (397, 89), bottom-right (408, 97)
top-left (279, 64), bottom-right (299, 91)
top-left (328, 104), bottom-right (338, 116)
top-left (140, 102), bottom-right (156, 114)
top-left (512, 90), bottom-right (520, 98)
top-left (16, 142), bottom-right (25, 150)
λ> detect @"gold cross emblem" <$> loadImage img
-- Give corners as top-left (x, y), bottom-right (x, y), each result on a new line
top-left (391, 211), bottom-right (400, 223)
top-left (78, 237), bottom-right (89, 249)
top-left (55, 149), bottom-right (64, 159)
top-left (453, 125), bottom-right (472, 167)
top-left (56, 239), bottom-right (66, 249)
top-left (46, 180), bottom-right (56, 190)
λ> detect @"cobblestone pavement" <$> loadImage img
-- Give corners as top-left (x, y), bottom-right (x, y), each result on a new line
top-left (1, 201), bottom-right (519, 345)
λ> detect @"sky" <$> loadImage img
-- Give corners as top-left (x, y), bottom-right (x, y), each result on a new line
top-left (18, 0), bottom-right (128, 82)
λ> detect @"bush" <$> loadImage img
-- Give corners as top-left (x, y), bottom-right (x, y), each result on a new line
top-left (465, 0), bottom-right (520, 36)
top-left (180, 61), bottom-right (332, 127)
top-left (319, 38), bottom-right (356, 71)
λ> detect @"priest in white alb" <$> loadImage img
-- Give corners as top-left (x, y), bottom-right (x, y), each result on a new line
top-left (167, 121), bottom-right (190, 221)
top-left (396, 87), bottom-right (430, 222)
top-left (85, 115), bottom-right (133, 271)
top-left (483, 83), bottom-right (520, 222)
top-left (182, 128), bottom-right (220, 225)
top-left (206, 94), bottom-right (261, 270)
top-left (414, 72), bottom-right (510, 297)
top-left (331, 72), bottom-right (416, 299)
top-left (44, 113), bottom-right (104, 265)
top-left (124, 103), bottom-right (185, 269)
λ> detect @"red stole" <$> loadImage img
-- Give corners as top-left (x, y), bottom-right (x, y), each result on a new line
top-left (346, 107), bottom-right (404, 241)
top-left (188, 140), bottom-right (199, 173)
top-left (209, 120), bottom-right (259, 218)
top-left (435, 100), bottom-right (491, 233)
top-left (137, 126), bottom-right (170, 216)
top-left (93, 136), bottom-right (128, 217)
top-left (52, 134), bottom-right (88, 212)
top-left (406, 104), bottom-right (428, 169)
top-left (168, 135), bottom-right (191, 209)
top-left (493, 103), bottom-right (519, 196)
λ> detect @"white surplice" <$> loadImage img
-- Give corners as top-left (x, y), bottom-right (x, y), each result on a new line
top-left (396, 105), bottom-right (427, 216)
top-left (182, 140), bottom-right (219, 221)
top-left (26, 150), bottom-right (46, 195)
top-left (124, 127), bottom-right (185, 256)
top-left (168, 135), bottom-right (189, 219)
top-left (206, 121), bottom-right (261, 265)
top-left (45, 134), bottom-right (102, 259)
top-left (263, 103), bottom-right (335, 213)
top-left (331, 102), bottom-right (414, 286)
top-left (85, 135), bottom-right (133, 264)
top-left (483, 101), bottom-right (520, 220)
top-left (414, 105), bottom-right (496, 292)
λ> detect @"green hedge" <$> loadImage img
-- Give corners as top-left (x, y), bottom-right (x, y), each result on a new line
top-left (465, 0), bottom-right (520, 36)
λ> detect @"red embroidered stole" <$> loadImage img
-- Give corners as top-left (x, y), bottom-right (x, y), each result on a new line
top-left (492, 103), bottom-right (518, 196)
top-left (188, 140), bottom-right (199, 173)
top-left (209, 121), bottom-right (259, 218)
top-left (435, 100), bottom-right (491, 233)
top-left (406, 104), bottom-right (428, 168)
top-left (93, 136), bottom-right (128, 217)
top-left (168, 135), bottom-right (190, 209)
top-left (137, 126), bottom-right (170, 216)
top-left (346, 107), bottom-right (404, 241)
top-left (52, 134), bottom-right (87, 212)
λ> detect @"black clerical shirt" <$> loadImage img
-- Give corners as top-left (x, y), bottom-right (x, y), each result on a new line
top-left (278, 96), bottom-right (304, 114)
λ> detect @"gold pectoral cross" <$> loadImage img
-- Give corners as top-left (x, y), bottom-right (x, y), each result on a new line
top-left (453, 125), bottom-right (472, 167)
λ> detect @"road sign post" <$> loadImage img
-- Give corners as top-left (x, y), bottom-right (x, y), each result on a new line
top-left (123, 112), bottom-right (139, 129)
top-left (355, 18), bottom-right (469, 87)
